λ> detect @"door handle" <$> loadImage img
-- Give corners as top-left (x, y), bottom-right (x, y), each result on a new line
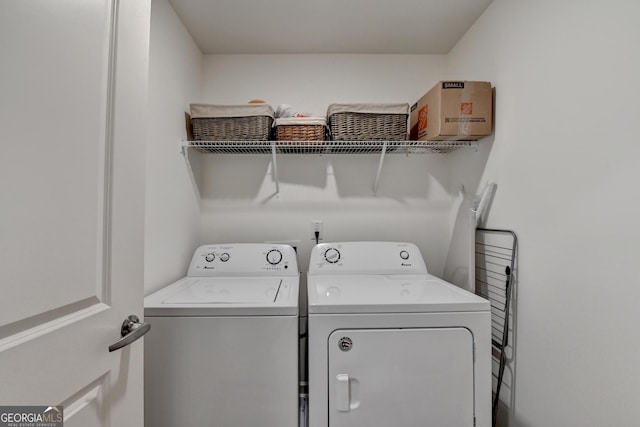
top-left (108, 315), bottom-right (151, 352)
top-left (336, 374), bottom-right (351, 412)
top-left (335, 374), bottom-right (360, 412)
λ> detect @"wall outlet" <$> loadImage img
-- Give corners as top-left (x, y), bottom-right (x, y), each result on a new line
top-left (311, 220), bottom-right (323, 242)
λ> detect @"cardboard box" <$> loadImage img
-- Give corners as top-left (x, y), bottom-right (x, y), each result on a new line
top-left (410, 81), bottom-right (492, 141)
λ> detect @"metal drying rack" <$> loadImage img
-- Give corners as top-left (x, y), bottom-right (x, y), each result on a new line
top-left (475, 228), bottom-right (517, 427)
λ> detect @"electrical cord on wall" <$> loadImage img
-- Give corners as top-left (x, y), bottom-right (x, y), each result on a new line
top-left (314, 231), bottom-right (320, 245)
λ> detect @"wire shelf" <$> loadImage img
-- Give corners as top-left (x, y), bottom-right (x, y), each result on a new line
top-left (180, 139), bottom-right (478, 196)
top-left (182, 140), bottom-right (476, 154)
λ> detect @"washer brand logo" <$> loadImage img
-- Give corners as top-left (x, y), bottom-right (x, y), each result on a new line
top-left (0, 406), bottom-right (63, 427)
top-left (401, 263), bottom-right (412, 267)
top-left (442, 81), bottom-right (465, 89)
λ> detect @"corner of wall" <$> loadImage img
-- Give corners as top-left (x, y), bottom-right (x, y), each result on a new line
top-left (145, 0), bottom-right (204, 294)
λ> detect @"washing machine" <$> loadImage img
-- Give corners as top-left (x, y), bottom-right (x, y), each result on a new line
top-left (144, 243), bottom-right (299, 427)
top-left (307, 242), bottom-right (491, 427)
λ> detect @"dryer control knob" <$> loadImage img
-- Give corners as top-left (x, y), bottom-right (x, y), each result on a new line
top-left (266, 249), bottom-right (283, 265)
top-left (324, 248), bottom-right (341, 264)
top-left (399, 250), bottom-right (410, 260)
top-left (219, 253), bottom-right (230, 262)
top-left (205, 253), bottom-right (215, 262)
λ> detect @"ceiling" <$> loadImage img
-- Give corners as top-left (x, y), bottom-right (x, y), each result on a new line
top-left (167, 0), bottom-right (493, 54)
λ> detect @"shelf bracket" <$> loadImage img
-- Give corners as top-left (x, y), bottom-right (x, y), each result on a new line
top-left (271, 143), bottom-right (280, 194)
top-left (372, 142), bottom-right (388, 194)
top-left (180, 142), bottom-right (201, 200)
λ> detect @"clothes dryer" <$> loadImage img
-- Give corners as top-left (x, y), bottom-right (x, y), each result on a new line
top-left (144, 243), bottom-right (299, 427)
top-left (307, 242), bottom-right (491, 427)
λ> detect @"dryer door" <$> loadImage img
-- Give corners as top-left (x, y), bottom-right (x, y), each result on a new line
top-left (328, 328), bottom-right (475, 427)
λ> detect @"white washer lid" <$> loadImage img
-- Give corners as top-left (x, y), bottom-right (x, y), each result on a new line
top-left (145, 276), bottom-right (299, 316)
top-left (307, 275), bottom-right (489, 314)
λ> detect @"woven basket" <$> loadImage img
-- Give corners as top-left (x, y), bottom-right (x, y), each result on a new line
top-left (327, 103), bottom-right (409, 141)
top-left (276, 117), bottom-right (326, 143)
top-left (190, 104), bottom-right (274, 141)
top-left (192, 116), bottom-right (273, 141)
top-left (276, 124), bottom-right (324, 142)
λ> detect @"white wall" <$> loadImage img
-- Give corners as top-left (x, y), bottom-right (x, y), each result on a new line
top-left (446, 1), bottom-right (640, 426)
top-left (197, 55), bottom-right (453, 273)
top-left (145, 0), bottom-right (203, 293)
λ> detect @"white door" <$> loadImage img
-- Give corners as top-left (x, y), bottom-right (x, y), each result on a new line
top-left (0, 0), bottom-right (150, 425)
top-left (329, 328), bottom-right (475, 427)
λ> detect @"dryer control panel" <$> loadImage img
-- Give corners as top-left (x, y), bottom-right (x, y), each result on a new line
top-left (188, 244), bottom-right (298, 277)
top-left (308, 242), bottom-right (428, 275)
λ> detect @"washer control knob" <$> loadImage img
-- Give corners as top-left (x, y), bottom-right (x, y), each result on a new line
top-left (219, 252), bottom-right (230, 262)
top-left (205, 253), bottom-right (215, 262)
top-left (399, 250), bottom-right (410, 260)
top-left (324, 248), bottom-right (341, 264)
top-left (266, 249), bottom-right (283, 265)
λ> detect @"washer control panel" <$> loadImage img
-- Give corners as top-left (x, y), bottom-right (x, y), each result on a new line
top-left (266, 249), bottom-right (283, 265)
top-left (188, 244), bottom-right (298, 276)
top-left (309, 242), bottom-right (427, 275)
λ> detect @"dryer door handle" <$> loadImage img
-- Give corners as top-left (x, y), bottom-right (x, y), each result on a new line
top-left (336, 374), bottom-right (351, 412)
top-left (335, 374), bottom-right (360, 412)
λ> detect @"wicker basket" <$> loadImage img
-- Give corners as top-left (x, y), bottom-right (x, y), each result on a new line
top-left (327, 103), bottom-right (409, 141)
top-left (190, 103), bottom-right (274, 141)
top-left (275, 117), bottom-right (326, 143)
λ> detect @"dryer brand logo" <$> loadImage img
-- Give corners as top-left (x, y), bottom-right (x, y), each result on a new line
top-left (0, 406), bottom-right (63, 427)
top-left (338, 337), bottom-right (353, 351)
